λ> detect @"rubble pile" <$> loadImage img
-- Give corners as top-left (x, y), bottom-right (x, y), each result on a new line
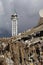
top-left (0, 35), bottom-right (43, 65)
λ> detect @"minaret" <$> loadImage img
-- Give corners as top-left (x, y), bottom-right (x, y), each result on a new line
top-left (38, 9), bottom-right (43, 25)
top-left (11, 13), bottom-right (18, 36)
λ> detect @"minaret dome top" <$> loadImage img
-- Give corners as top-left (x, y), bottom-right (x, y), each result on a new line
top-left (11, 13), bottom-right (18, 20)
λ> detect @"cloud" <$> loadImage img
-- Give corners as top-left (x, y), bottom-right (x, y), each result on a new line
top-left (9, 0), bottom-right (13, 2)
top-left (0, 1), bottom-right (4, 15)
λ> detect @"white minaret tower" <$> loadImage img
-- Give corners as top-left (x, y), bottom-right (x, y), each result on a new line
top-left (39, 9), bottom-right (43, 17)
top-left (11, 13), bottom-right (18, 36)
top-left (38, 9), bottom-right (43, 25)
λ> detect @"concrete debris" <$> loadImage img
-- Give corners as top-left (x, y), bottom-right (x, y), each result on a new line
top-left (0, 35), bottom-right (43, 65)
top-left (0, 27), bottom-right (43, 65)
top-left (5, 58), bottom-right (14, 65)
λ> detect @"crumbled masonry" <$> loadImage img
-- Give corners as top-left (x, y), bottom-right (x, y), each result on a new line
top-left (0, 33), bottom-right (43, 65)
top-left (0, 19), bottom-right (43, 65)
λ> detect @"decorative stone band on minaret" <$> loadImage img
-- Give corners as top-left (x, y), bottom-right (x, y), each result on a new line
top-left (38, 9), bottom-right (43, 25)
top-left (11, 13), bottom-right (18, 36)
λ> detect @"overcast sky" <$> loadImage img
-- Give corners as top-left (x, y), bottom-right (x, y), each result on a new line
top-left (0, 0), bottom-right (43, 37)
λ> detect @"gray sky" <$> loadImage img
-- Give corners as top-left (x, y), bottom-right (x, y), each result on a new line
top-left (0, 0), bottom-right (43, 37)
